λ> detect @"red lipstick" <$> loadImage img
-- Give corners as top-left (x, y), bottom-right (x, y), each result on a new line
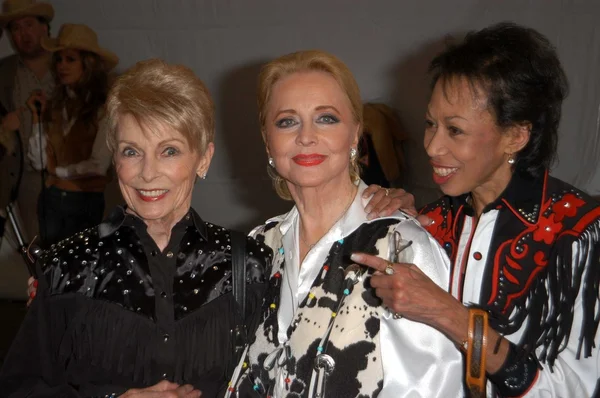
top-left (137, 190), bottom-right (168, 202)
top-left (292, 154), bottom-right (326, 166)
top-left (432, 172), bottom-right (454, 185)
top-left (429, 161), bottom-right (458, 185)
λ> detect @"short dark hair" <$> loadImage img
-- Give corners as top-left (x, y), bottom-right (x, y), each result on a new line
top-left (429, 22), bottom-right (568, 178)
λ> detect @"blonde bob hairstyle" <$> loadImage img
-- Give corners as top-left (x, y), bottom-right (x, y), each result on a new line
top-left (106, 58), bottom-right (215, 155)
top-left (258, 50), bottom-right (363, 201)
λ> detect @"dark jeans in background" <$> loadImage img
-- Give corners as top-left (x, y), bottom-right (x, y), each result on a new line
top-left (37, 186), bottom-right (105, 247)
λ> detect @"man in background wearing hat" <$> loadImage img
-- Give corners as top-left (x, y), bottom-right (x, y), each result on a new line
top-left (0, 0), bottom-right (54, 298)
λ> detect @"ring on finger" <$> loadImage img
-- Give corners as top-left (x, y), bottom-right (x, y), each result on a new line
top-left (393, 312), bottom-right (402, 319)
top-left (384, 188), bottom-right (390, 197)
top-left (384, 262), bottom-right (395, 275)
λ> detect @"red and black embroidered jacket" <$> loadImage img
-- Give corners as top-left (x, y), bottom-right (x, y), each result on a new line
top-left (420, 170), bottom-right (600, 368)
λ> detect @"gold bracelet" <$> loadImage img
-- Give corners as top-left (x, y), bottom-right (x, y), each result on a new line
top-left (466, 308), bottom-right (488, 398)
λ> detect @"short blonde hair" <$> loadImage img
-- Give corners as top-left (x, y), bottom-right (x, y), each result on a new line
top-left (258, 50), bottom-right (363, 200)
top-left (106, 58), bottom-right (214, 154)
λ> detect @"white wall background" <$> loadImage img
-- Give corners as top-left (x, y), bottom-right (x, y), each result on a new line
top-left (2, 0), bottom-right (599, 232)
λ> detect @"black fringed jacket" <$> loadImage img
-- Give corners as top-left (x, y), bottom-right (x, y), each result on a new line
top-left (0, 207), bottom-right (272, 397)
top-left (420, 170), bottom-right (600, 396)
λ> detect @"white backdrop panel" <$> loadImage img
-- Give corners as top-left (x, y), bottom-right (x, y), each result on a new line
top-left (1, 0), bottom-right (598, 233)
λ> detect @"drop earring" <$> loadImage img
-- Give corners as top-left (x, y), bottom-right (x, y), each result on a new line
top-left (507, 155), bottom-right (515, 165)
top-left (350, 148), bottom-right (357, 159)
top-left (268, 157), bottom-right (275, 167)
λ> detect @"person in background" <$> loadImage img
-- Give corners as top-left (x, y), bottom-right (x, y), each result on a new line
top-left (0, 0), bottom-right (54, 243)
top-left (353, 22), bottom-right (600, 397)
top-left (226, 50), bottom-right (463, 398)
top-left (358, 102), bottom-right (407, 188)
top-left (26, 23), bottom-right (116, 246)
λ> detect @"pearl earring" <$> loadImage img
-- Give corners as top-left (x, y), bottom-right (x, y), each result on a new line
top-left (508, 155), bottom-right (515, 165)
top-left (350, 148), bottom-right (357, 159)
top-left (268, 157), bottom-right (275, 167)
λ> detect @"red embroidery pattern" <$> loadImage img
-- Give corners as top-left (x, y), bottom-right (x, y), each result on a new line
top-left (490, 192), bottom-right (590, 312)
top-left (423, 205), bottom-right (457, 261)
top-left (426, 207), bottom-right (446, 236)
top-left (533, 214), bottom-right (563, 245)
top-left (553, 193), bottom-right (585, 221)
top-left (421, 183), bottom-right (597, 318)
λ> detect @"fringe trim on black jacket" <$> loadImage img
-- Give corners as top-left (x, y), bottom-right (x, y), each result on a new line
top-left (488, 219), bottom-right (600, 368)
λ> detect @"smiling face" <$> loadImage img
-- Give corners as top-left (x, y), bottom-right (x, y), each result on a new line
top-left (264, 71), bottom-right (359, 193)
top-left (424, 76), bottom-right (522, 204)
top-left (114, 114), bottom-right (213, 225)
top-left (54, 49), bottom-right (84, 87)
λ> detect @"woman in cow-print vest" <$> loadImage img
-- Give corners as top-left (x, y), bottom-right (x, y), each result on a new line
top-left (226, 50), bottom-right (464, 398)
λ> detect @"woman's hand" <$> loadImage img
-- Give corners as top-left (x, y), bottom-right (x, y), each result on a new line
top-left (26, 276), bottom-right (38, 307)
top-left (120, 380), bottom-right (202, 397)
top-left (362, 185), bottom-right (432, 226)
top-left (350, 252), bottom-right (467, 331)
top-left (26, 90), bottom-right (47, 123)
top-left (1, 108), bottom-right (23, 131)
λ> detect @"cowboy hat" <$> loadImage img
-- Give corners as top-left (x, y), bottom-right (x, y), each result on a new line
top-left (42, 24), bottom-right (119, 70)
top-left (0, 0), bottom-right (54, 28)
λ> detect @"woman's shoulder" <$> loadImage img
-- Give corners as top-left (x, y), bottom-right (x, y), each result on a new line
top-left (248, 219), bottom-right (282, 239)
top-left (372, 213), bottom-right (444, 252)
top-left (353, 216), bottom-right (451, 284)
top-left (37, 226), bottom-right (103, 294)
top-left (545, 175), bottom-right (600, 228)
top-left (246, 220), bottom-right (281, 257)
top-left (203, 222), bottom-right (275, 265)
top-left (247, 211), bottom-right (290, 247)
top-left (546, 175), bottom-right (600, 206)
top-left (388, 214), bottom-right (432, 239)
top-left (39, 226), bottom-right (101, 262)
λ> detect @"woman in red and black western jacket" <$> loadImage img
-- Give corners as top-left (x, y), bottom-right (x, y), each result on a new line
top-left (352, 22), bottom-right (599, 397)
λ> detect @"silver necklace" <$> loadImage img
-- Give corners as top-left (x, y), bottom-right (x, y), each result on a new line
top-left (300, 233), bottom-right (317, 250)
top-left (300, 186), bottom-right (358, 250)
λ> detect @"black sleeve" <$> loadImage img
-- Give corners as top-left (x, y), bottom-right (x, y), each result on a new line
top-left (0, 268), bottom-right (81, 397)
top-left (243, 237), bottom-right (272, 342)
top-left (244, 281), bottom-right (268, 345)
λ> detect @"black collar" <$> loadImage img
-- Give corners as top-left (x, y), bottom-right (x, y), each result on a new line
top-left (98, 206), bottom-right (208, 240)
top-left (452, 169), bottom-right (547, 224)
